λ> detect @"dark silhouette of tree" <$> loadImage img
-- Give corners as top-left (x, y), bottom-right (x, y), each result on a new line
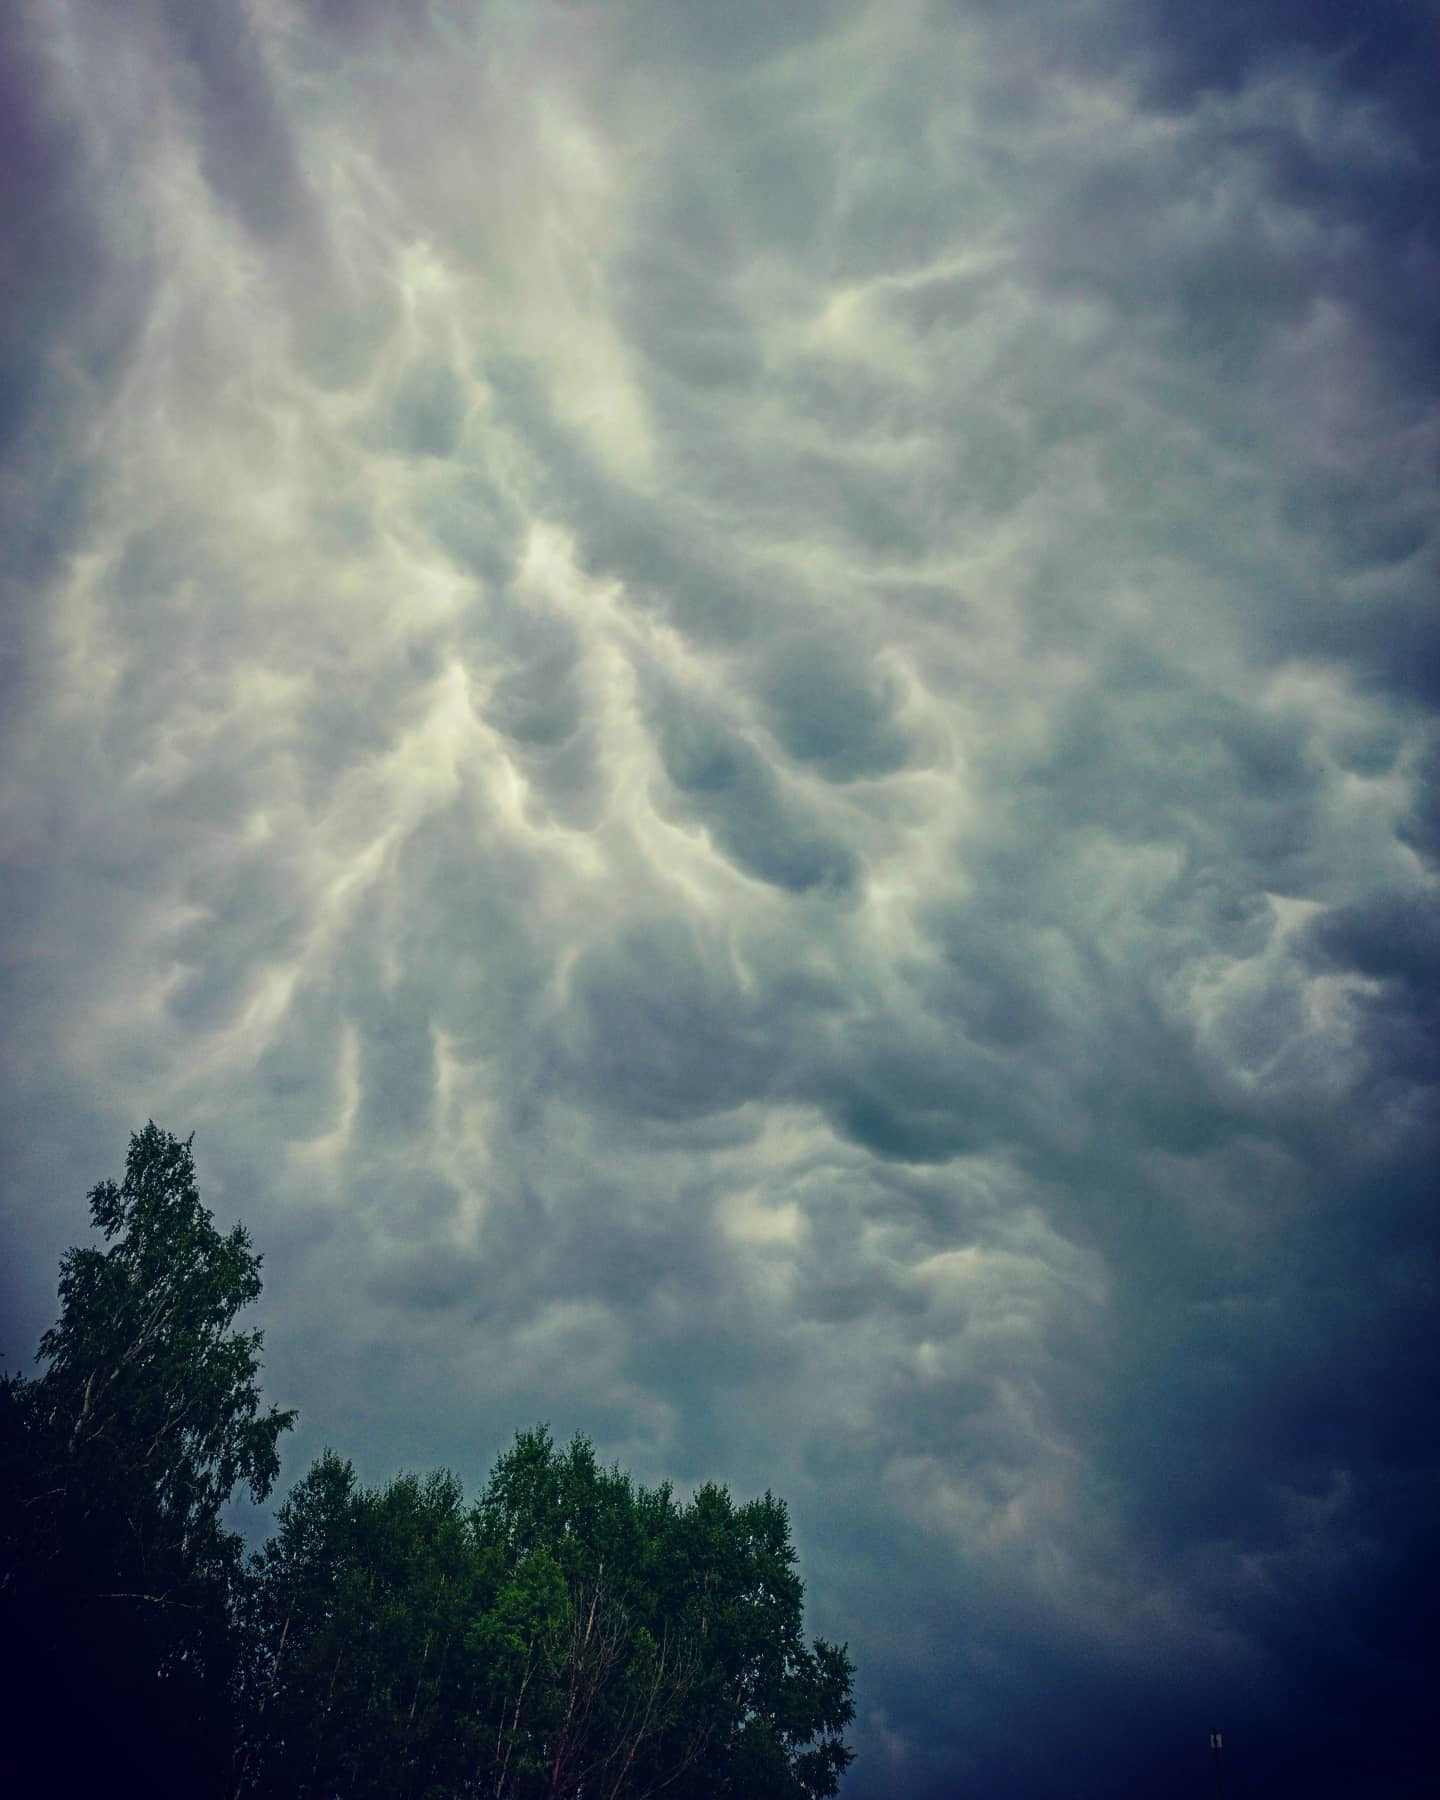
top-left (3, 1128), bottom-right (854, 1798)
top-left (237, 1427), bottom-right (854, 1798)
top-left (1, 1123), bottom-right (295, 1796)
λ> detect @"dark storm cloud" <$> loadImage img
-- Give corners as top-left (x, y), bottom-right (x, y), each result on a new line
top-left (1026, 645), bottom-right (1322, 879)
top-left (648, 688), bottom-right (862, 896)
top-left (3, 2), bottom-right (1437, 1795)
top-left (754, 639), bottom-right (914, 785)
top-left (618, 0), bottom-right (864, 74)
top-left (482, 609), bottom-right (585, 751)
top-left (416, 464), bottom-right (529, 592)
top-left (467, 595), bottom-right (610, 827)
top-left (1302, 892), bottom-right (1440, 1099)
top-left (252, 980), bottom-right (348, 1143)
top-left (157, 0), bottom-right (309, 242)
top-left (555, 917), bottom-right (781, 1120)
top-left (0, 18), bottom-right (98, 457)
top-left (481, 354), bottom-right (768, 646)
top-left (0, 7), bottom-right (147, 702)
top-left (1397, 737), bottom-right (1440, 865)
top-left (1134, 0), bottom-right (1440, 166)
top-left (616, 246), bottom-right (763, 393)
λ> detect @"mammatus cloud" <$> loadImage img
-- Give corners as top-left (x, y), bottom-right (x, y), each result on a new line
top-left (2, 1), bottom-right (1436, 1792)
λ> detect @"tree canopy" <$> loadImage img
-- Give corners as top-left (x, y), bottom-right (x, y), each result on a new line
top-left (236, 1429), bottom-right (854, 1799)
top-left (1, 1127), bottom-right (856, 1798)
top-left (1, 1123), bottom-right (296, 1792)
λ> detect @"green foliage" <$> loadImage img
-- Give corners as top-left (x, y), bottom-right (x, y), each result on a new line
top-left (236, 1426), bottom-right (854, 1798)
top-left (0, 1123), bottom-right (296, 1794)
top-left (237, 1453), bottom-right (495, 1799)
top-left (33, 1123), bottom-right (294, 1552)
top-left (2, 1127), bottom-right (855, 1798)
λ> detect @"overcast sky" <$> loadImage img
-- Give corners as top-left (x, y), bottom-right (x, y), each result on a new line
top-left (3, 1), bottom-right (1438, 1792)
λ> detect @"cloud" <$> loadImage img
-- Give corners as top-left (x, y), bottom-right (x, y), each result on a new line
top-left (2, 1), bottom-right (1436, 1794)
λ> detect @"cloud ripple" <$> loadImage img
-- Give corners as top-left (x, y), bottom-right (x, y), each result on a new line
top-left (2, 2), bottom-right (1436, 1793)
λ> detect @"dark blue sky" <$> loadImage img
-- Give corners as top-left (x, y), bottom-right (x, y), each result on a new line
top-left (2, 3), bottom-right (1437, 1793)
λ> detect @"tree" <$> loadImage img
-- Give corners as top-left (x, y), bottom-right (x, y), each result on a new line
top-left (468, 1428), bottom-right (855, 1799)
top-left (0, 1123), bottom-right (295, 1795)
top-left (1, 1125), bottom-right (856, 1797)
top-left (468, 1430), bottom-right (708, 1800)
top-left (236, 1453), bottom-right (492, 1800)
top-left (237, 1429), bottom-right (855, 1799)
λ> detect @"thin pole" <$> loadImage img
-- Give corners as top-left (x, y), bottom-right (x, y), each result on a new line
top-left (1209, 1729), bottom-right (1225, 1799)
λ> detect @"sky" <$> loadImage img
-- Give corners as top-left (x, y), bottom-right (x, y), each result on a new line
top-left (2, 1), bottom-right (1437, 1793)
